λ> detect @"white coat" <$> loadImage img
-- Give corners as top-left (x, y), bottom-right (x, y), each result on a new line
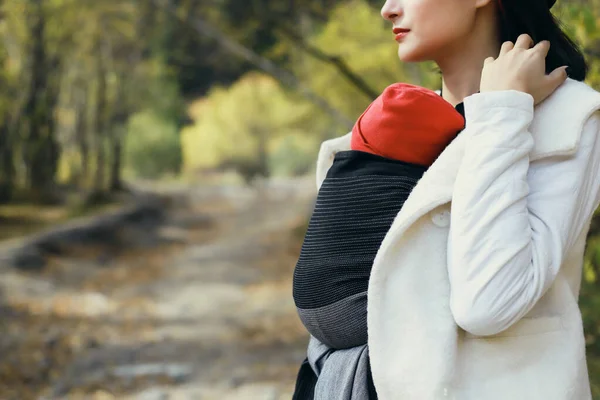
top-left (314, 78), bottom-right (600, 399)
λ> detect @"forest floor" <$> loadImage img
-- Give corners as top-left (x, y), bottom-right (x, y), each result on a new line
top-left (0, 178), bottom-right (315, 400)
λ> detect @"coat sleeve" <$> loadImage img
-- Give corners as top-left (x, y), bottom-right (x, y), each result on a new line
top-left (448, 89), bottom-right (600, 336)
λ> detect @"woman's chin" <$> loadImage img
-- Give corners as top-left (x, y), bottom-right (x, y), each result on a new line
top-left (397, 45), bottom-right (430, 63)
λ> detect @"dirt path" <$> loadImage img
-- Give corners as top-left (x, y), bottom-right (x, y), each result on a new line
top-left (0, 178), bottom-right (316, 399)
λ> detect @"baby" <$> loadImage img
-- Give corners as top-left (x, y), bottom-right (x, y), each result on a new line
top-left (351, 82), bottom-right (465, 165)
top-left (291, 83), bottom-right (466, 399)
top-left (293, 83), bottom-right (465, 350)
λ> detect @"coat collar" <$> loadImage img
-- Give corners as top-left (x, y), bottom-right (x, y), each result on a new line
top-left (316, 79), bottom-right (600, 235)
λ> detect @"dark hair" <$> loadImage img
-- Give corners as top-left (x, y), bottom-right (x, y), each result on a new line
top-left (497, 0), bottom-right (588, 81)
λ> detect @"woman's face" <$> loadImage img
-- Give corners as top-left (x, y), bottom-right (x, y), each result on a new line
top-left (381, 0), bottom-right (489, 63)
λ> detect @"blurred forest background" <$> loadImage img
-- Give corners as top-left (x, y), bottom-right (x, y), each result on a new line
top-left (3, 0), bottom-right (600, 398)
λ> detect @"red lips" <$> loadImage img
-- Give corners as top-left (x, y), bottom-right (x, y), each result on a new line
top-left (393, 27), bottom-right (410, 41)
top-left (393, 27), bottom-right (410, 34)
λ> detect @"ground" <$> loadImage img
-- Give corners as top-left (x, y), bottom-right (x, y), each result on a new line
top-left (0, 178), bottom-right (316, 400)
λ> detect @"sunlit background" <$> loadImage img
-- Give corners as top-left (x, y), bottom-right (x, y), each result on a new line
top-left (1, 0), bottom-right (600, 398)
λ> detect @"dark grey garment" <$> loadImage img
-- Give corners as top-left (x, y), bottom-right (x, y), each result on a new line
top-left (297, 292), bottom-right (368, 349)
top-left (293, 150), bottom-right (427, 399)
top-left (307, 335), bottom-right (375, 400)
top-left (293, 150), bottom-right (426, 349)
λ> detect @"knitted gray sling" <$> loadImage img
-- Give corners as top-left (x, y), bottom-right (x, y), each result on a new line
top-left (293, 150), bottom-right (427, 399)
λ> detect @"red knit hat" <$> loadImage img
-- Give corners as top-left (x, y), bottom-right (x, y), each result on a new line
top-left (351, 83), bottom-right (465, 166)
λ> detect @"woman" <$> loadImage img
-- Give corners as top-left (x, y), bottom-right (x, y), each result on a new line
top-left (292, 0), bottom-right (600, 399)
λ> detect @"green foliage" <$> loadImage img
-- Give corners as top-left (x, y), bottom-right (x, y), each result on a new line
top-left (293, 0), bottom-right (439, 133)
top-left (124, 110), bottom-right (182, 179)
top-left (181, 72), bottom-right (312, 175)
top-left (581, 224), bottom-right (600, 399)
top-left (120, 58), bottom-right (186, 179)
top-left (133, 58), bottom-right (186, 121)
top-left (268, 133), bottom-right (321, 177)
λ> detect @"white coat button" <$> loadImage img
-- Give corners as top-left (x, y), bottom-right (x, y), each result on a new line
top-left (439, 386), bottom-right (456, 399)
top-left (431, 209), bottom-right (451, 227)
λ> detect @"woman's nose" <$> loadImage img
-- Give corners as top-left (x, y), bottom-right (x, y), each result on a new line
top-left (381, 0), bottom-right (402, 21)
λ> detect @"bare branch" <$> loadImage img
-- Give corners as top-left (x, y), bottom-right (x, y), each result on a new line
top-left (274, 23), bottom-right (379, 100)
top-left (149, 0), bottom-right (354, 130)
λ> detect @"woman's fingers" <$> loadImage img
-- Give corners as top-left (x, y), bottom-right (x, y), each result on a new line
top-left (532, 40), bottom-right (551, 58)
top-left (499, 41), bottom-right (514, 56)
top-left (481, 33), bottom-right (565, 105)
top-left (546, 65), bottom-right (568, 90)
top-left (514, 34), bottom-right (534, 50)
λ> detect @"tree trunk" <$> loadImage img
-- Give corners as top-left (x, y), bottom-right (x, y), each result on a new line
top-left (21, 0), bottom-right (59, 201)
top-left (0, 8), bottom-right (14, 203)
top-left (74, 86), bottom-right (89, 186)
top-left (92, 36), bottom-right (108, 194)
top-left (109, 133), bottom-right (123, 191)
top-left (256, 129), bottom-right (269, 179)
top-left (0, 123), bottom-right (14, 203)
top-left (108, 72), bottom-right (129, 193)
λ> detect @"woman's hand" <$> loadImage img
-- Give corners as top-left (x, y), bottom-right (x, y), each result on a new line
top-left (480, 33), bottom-right (568, 105)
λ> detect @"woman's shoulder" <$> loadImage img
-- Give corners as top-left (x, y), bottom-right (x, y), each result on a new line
top-left (544, 77), bottom-right (600, 107)
top-left (531, 78), bottom-right (600, 148)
